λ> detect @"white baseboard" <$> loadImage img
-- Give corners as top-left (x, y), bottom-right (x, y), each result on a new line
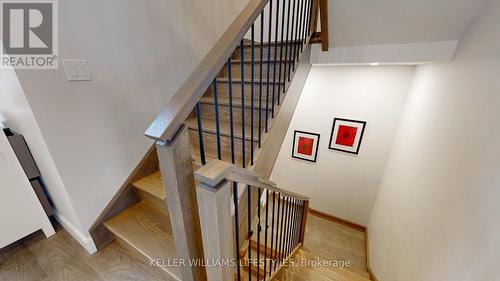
top-left (54, 213), bottom-right (97, 254)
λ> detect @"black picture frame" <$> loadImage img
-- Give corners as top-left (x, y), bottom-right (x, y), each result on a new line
top-left (328, 118), bottom-right (367, 155)
top-left (292, 130), bottom-right (321, 163)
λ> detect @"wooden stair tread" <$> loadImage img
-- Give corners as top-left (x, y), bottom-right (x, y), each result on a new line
top-left (185, 117), bottom-right (259, 143)
top-left (199, 95), bottom-right (273, 110)
top-left (216, 77), bottom-right (285, 84)
top-left (231, 59), bottom-right (294, 64)
top-left (191, 142), bottom-right (248, 167)
top-left (104, 202), bottom-right (181, 280)
top-left (132, 173), bottom-right (166, 200)
top-left (292, 248), bottom-right (371, 281)
top-left (241, 39), bottom-right (302, 47)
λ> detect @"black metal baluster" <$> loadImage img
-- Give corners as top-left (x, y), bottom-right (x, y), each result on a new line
top-left (247, 185), bottom-right (252, 281)
top-left (212, 80), bottom-right (222, 160)
top-left (265, 0), bottom-right (273, 133)
top-left (302, 0), bottom-right (310, 50)
top-left (292, 0), bottom-right (302, 66)
top-left (289, 199), bottom-right (298, 252)
top-left (299, 0), bottom-right (306, 54)
top-left (195, 103), bottom-right (206, 165)
top-left (296, 200), bottom-right (304, 246)
top-left (288, 0), bottom-right (297, 78)
top-left (277, 0), bottom-right (286, 105)
top-left (271, 0), bottom-right (280, 118)
top-left (240, 40), bottom-right (246, 168)
top-left (233, 182), bottom-right (242, 281)
top-left (306, 0), bottom-right (312, 37)
top-left (285, 198), bottom-right (293, 254)
top-left (227, 58), bottom-right (236, 164)
top-left (251, 24), bottom-right (255, 166)
top-left (269, 191), bottom-right (276, 276)
top-left (280, 197), bottom-right (288, 261)
top-left (285, 197), bottom-right (293, 257)
top-left (278, 197), bottom-right (286, 263)
top-left (283, 0), bottom-right (292, 86)
top-left (258, 11), bottom-right (264, 148)
top-left (257, 188), bottom-right (262, 279)
top-left (263, 190), bottom-right (270, 279)
top-left (273, 193), bottom-right (281, 271)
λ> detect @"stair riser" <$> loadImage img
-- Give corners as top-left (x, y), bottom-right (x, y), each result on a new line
top-left (232, 44), bottom-right (301, 62)
top-left (209, 81), bottom-right (286, 105)
top-left (136, 189), bottom-right (167, 215)
top-left (189, 129), bottom-right (258, 165)
top-left (199, 101), bottom-right (277, 128)
top-left (223, 61), bottom-right (290, 80)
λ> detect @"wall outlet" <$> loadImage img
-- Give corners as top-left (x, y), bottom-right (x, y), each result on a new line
top-left (63, 59), bottom-right (92, 81)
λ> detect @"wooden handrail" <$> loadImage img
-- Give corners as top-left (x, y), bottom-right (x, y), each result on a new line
top-left (195, 160), bottom-right (310, 201)
top-left (145, 0), bottom-right (269, 142)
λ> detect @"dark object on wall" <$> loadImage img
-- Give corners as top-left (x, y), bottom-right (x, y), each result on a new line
top-left (3, 128), bottom-right (54, 216)
top-left (292, 130), bottom-right (320, 163)
top-left (328, 118), bottom-right (366, 155)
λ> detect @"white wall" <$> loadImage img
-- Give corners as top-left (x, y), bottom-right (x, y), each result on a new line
top-left (11, 0), bottom-right (247, 251)
top-left (368, 0), bottom-right (500, 279)
top-left (0, 66), bottom-right (85, 250)
top-left (270, 65), bottom-right (414, 225)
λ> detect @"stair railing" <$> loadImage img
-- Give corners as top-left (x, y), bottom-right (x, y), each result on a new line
top-left (195, 160), bottom-right (310, 281)
top-left (144, 1), bottom-right (318, 280)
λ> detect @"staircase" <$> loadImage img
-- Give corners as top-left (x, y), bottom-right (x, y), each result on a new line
top-left (88, 0), bottom-right (361, 280)
top-left (102, 38), bottom-right (303, 280)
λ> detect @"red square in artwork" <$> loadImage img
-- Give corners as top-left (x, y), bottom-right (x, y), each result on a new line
top-left (297, 137), bottom-right (314, 156)
top-left (335, 125), bottom-right (358, 147)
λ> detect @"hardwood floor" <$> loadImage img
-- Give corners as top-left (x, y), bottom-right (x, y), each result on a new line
top-left (1, 212), bottom-right (367, 281)
top-left (301, 212), bottom-right (368, 277)
top-left (0, 228), bottom-right (175, 281)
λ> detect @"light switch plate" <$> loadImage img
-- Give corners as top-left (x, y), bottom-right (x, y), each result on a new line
top-left (63, 59), bottom-right (92, 81)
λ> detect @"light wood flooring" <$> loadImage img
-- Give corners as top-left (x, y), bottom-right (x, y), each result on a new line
top-left (0, 212), bottom-right (367, 281)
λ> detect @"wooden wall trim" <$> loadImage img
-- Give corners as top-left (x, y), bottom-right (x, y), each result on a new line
top-left (88, 143), bottom-right (159, 249)
top-left (366, 228), bottom-right (378, 281)
top-left (319, 0), bottom-right (329, 51)
top-left (308, 208), bottom-right (366, 232)
top-left (367, 265), bottom-right (379, 281)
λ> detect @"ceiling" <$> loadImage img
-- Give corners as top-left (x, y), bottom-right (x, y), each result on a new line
top-left (328, 0), bottom-right (489, 47)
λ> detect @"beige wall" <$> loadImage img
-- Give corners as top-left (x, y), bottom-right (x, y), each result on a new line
top-left (12, 0), bottom-right (247, 252)
top-left (368, 0), bottom-right (500, 279)
top-left (270, 65), bottom-right (414, 225)
top-left (0, 65), bottom-right (86, 250)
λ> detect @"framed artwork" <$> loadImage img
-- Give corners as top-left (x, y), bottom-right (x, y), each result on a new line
top-left (328, 118), bottom-right (366, 155)
top-left (292, 130), bottom-right (320, 162)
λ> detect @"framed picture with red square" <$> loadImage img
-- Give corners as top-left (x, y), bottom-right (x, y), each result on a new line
top-left (328, 118), bottom-right (366, 155)
top-left (292, 130), bottom-right (320, 162)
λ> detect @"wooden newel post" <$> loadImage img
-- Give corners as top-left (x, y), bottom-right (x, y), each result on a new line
top-left (156, 125), bottom-right (206, 281)
top-left (194, 160), bottom-right (235, 281)
top-left (299, 200), bottom-right (310, 244)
